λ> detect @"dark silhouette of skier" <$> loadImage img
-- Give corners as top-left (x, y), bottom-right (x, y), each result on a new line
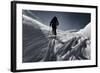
top-left (50, 16), bottom-right (59, 35)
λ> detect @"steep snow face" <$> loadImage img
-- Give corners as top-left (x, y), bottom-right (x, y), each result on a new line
top-left (23, 15), bottom-right (50, 31)
top-left (23, 14), bottom-right (50, 62)
top-left (77, 23), bottom-right (91, 39)
top-left (22, 14), bottom-right (91, 63)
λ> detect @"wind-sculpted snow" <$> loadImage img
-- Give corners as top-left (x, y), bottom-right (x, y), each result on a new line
top-left (23, 14), bottom-right (91, 63)
top-left (23, 15), bottom-right (49, 62)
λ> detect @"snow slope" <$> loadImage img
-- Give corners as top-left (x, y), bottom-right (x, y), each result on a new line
top-left (77, 22), bottom-right (91, 39)
top-left (22, 14), bottom-right (91, 62)
top-left (23, 15), bottom-right (50, 62)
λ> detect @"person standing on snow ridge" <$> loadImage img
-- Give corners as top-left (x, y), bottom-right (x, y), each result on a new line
top-left (50, 16), bottom-right (59, 35)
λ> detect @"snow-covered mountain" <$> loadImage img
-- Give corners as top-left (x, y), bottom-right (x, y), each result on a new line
top-left (77, 22), bottom-right (91, 39)
top-left (22, 14), bottom-right (91, 62)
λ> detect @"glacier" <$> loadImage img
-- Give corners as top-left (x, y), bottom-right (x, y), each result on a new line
top-left (22, 14), bottom-right (91, 63)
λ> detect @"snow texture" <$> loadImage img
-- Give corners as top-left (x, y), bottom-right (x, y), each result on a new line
top-left (22, 14), bottom-right (91, 63)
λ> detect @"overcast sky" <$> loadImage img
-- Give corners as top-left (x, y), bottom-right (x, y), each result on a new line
top-left (23, 10), bottom-right (91, 31)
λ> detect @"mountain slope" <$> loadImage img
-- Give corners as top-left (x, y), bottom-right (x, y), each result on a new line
top-left (23, 15), bottom-right (49, 62)
top-left (22, 14), bottom-right (91, 62)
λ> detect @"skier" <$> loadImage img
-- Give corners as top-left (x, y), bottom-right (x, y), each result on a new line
top-left (50, 16), bottom-right (59, 36)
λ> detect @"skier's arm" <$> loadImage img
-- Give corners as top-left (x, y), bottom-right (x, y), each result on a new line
top-left (50, 20), bottom-right (52, 26)
top-left (57, 19), bottom-right (59, 26)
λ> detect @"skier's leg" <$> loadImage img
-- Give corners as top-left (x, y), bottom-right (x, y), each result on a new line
top-left (52, 28), bottom-right (55, 35)
top-left (54, 28), bottom-right (57, 36)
